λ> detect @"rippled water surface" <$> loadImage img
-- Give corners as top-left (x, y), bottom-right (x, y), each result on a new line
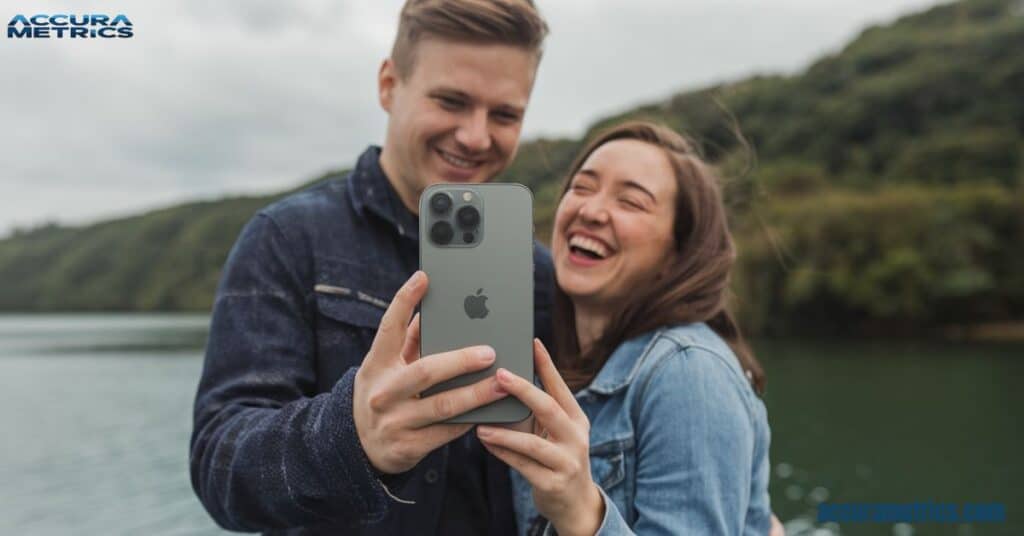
top-left (1, 314), bottom-right (1020, 535)
top-left (0, 314), bottom-right (222, 535)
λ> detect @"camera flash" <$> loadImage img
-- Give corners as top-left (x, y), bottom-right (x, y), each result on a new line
top-left (462, 192), bottom-right (473, 202)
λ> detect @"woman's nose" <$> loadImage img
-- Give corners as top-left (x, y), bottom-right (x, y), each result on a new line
top-left (577, 197), bottom-right (610, 225)
top-left (454, 109), bottom-right (492, 154)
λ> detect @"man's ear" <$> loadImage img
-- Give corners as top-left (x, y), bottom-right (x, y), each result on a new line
top-left (378, 58), bottom-right (396, 112)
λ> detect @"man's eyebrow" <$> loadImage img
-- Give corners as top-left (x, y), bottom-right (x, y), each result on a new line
top-left (429, 87), bottom-right (470, 99)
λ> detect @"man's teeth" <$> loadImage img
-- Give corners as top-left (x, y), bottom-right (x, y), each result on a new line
top-left (569, 234), bottom-right (610, 259)
top-left (438, 150), bottom-right (480, 169)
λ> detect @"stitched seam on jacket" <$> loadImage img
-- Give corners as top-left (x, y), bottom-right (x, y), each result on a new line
top-left (641, 342), bottom-right (758, 429)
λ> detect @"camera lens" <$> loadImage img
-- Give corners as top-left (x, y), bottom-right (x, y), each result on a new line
top-left (456, 206), bottom-right (480, 228)
top-left (430, 221), bottom-right (454, 245)
top-left (429, 192), bottom-right (452, 214)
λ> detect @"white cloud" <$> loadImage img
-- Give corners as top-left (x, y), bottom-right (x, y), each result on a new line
top-left (0, 0), bottom-right (943, 236)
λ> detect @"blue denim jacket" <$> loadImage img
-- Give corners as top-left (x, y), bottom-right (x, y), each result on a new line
top-left (510, 323), bottom-right (772, 535)
top-left (190, 146), bottom-right (554, 535)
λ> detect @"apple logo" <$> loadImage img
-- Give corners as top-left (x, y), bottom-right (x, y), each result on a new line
top-left (464, 288), bottom-right (489, 319)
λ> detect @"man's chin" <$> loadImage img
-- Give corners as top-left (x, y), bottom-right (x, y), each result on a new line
top-left (436, 169), bottom-right (491, 184)
top-left (433, 157), bottom-right (500, 184)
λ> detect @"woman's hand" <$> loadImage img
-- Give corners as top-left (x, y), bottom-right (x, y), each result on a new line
top-left (477, 339), bottom-right (604, 536)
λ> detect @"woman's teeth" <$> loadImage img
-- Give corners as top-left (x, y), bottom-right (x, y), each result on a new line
top-left (438, 150), bottom-right (480, 169)
top-left (568, 234), bottom-right (610, 259)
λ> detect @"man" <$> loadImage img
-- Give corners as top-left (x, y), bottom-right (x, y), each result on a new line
top-left (189, 1), bottom-right (551, 534)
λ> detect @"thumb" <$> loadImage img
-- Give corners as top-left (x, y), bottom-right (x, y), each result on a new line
top-left (367, 271), bottom-right (427, 369)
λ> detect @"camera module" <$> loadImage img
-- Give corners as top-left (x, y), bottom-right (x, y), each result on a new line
top-left (430, 221), bottom-right (454, 245)
top-left (429, 192), bottom-right (452, 214)
top-left (456, 206), bottom-right (480, 228)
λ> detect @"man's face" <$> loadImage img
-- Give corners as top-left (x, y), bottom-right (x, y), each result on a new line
top-left (378, 38), bottom-right (537, 213)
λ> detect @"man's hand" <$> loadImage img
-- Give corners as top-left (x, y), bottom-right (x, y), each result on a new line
top-left (353, 271), bottom-right (509, 474)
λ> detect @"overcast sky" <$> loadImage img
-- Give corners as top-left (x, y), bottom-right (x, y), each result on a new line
top-left (0, 0), bottom-right (944, 237)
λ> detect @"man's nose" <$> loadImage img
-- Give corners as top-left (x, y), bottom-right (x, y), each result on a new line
top-left (454, 109), bottom-right (492, 154)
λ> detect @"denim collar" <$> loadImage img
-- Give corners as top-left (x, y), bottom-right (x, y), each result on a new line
top-left (347, 145), bottom-right (419, 241)
top-left (576, 330), bottom-right (660, 397)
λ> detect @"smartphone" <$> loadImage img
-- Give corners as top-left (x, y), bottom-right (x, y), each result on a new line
top-left (419, 183), bottom-right (534, 424)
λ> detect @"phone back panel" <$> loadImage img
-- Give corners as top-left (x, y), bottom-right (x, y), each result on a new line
top-left (419, 183), bottom-right (533, 423)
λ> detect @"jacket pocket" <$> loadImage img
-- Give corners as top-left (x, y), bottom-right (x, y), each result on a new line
top-left (590, 437), bottom-right (633, 524)
top-left (312, 256), bottom-right (404, 326)
top-left (311, 257), bottom-right (405, 379)
top-left (314, 288), bottom-right (386, 328)
top-left (591, 449), bottom-right (626, 489)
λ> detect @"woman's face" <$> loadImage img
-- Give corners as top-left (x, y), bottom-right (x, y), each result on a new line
top-left (551, 139), bottom-right (679, 309)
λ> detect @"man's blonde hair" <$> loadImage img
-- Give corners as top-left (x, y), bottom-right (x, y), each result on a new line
top-left (390, 0), bottom-right (549, 80)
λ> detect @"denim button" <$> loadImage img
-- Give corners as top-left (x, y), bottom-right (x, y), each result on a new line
top-left (424, 468), bottom-right (439, 484)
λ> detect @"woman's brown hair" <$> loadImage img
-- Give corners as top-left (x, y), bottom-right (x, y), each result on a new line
top-left (552, 121), bottom-right (766, 395)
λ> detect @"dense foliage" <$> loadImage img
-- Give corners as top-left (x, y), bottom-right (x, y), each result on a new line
top-left (1, 0), bottom-right (1021, 336)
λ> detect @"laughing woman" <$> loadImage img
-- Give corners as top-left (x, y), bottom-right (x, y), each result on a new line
top-left (475, 121), bottom-right (774, 535)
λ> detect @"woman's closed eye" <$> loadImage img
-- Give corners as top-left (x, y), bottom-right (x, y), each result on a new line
top-left (620, 197), bottom-right (647, 211)
top-left (570, 179), bottom-right (596, 194)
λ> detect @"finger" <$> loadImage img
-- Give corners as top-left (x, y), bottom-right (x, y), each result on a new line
top-left (389, 345), bottom-right (496, 401)
top-left (495, 414), bottom-right (533, 434)
top-left (400, 313), bottom-right (421, 365)
top-left (494, 368), bottom-right (575, 442)
top-left (481, 441), bottom-right (554, 486)
top-left (412, 422), bottom-right (474, 453)
top-left (405, 375), bottom-right (508, 427)
top-left (369, 271), bottom-right (427, 366)
top-left (477, 426), bottom-right (570, 472)
top-left (534, 339), bottom-right (587, 424)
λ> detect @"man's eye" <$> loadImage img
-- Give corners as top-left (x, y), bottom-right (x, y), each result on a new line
top-left (493, 111), bottom-right (520, 124)
top-left (437, 97), bottom-right (464, 110)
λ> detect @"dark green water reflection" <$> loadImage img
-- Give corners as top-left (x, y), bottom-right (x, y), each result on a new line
top-left (1, 315), bottom-right (1020, 535)
top-left (758, 339), bottom-right (1023, 535)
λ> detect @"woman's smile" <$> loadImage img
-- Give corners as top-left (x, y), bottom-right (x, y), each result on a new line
top-left (566, 230), bottom-right (616, 267)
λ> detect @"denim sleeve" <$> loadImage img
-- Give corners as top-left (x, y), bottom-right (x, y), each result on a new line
top-left (596, 346), bottom-right (762, 535)
top-left (189, 213), bottom-right (390, 531)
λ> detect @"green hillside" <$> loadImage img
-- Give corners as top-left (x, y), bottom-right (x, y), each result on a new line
top-left (2, 0), bottom-right (1022, 336)
top-left (0, 172), bottom-right (343, 311)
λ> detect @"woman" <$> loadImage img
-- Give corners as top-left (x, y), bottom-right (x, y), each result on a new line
top-left (474, 121), bottom-right (775, 535)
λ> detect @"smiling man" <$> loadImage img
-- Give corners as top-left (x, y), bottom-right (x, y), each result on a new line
top-left (189, 1), bottom-right (551, 535)
top-left (379, 36), bottom-right (535, 209)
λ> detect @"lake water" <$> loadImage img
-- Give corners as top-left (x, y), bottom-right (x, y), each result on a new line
top-left (0, 314), bottom-right (1020, 535)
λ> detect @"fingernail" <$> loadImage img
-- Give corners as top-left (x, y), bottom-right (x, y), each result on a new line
top-left (477, 426), bottom-right (493, 437)
top-left (496, 368), bottom-right (511, 382)
top-left (478, 346), bottom-right (496, 363)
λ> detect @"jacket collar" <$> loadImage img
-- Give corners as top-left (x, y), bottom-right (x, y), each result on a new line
top-left (347, 145), bottom-right (419, 241)
top-left (575, 330), bottom-right (660, 397)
